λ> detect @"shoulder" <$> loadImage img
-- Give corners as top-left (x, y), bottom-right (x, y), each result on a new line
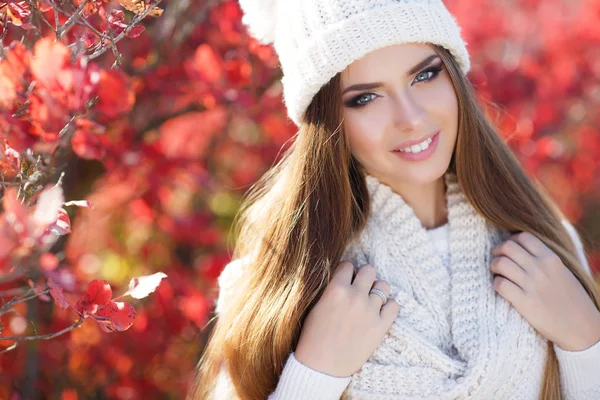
top-left (217, 257), bottom-right (249, 290)
top-left (215, 256), bottom-right (252, 314)
top-left (561, 219), bottom-right (582, 246)
top-left (560, 220), bottom-right (592, 277)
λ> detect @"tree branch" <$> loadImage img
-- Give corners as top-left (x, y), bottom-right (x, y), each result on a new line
top-left (0, 342), bottom-right (18, 355)
top-left (0, 317), bottom-right (84, 341)
top-left (87, 0), bottom-right (164, 63)
top-left (0, 289), bottom-right (49, 317)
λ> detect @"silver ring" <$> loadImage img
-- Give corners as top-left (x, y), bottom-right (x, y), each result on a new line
top-left (369, 288), bottom-right (388, 305)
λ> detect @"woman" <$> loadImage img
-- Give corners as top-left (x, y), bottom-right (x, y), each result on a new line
top-left (190, 0), bottom-right (600, 399)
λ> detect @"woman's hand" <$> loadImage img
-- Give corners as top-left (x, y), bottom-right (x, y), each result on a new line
top-left (491, 232), bottom-right (600, 351)
top-left (294, 262), bottom-right (400, 377)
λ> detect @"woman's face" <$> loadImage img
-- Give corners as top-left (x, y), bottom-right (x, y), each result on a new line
top-left (340, 43), bottom-right (459, 189)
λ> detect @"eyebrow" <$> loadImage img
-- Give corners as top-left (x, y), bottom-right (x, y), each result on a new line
top-left (341, 54), bottom-right (440, 95)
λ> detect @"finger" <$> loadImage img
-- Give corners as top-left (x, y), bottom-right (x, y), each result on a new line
top-left (380, 298), bottom-right (400, 324)
top-left (352, 264), bottom-right (377, 293)
top-left (368, 280), bottom-right (391, 309)
top-left (490, 256), bottom-right (527, 290)
top-left (330, 261), bottom-right (355, 286)
top-left (493, 275), bottom-right (526, 309)
top-left (509, 232), bottom-right (553, 259)
top-left (492, 239), bottom-right (536, 274)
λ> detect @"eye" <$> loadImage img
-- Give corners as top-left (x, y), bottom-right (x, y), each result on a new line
top-left (413, 64), bottom-right (443, 84)
top-left (346, 93), bottom-right (379, 108)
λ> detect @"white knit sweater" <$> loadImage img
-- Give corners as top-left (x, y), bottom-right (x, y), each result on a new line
top-left (213, 174), bottom-right (600, 399)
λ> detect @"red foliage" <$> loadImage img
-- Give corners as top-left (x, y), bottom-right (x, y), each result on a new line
top-left (0, 0), bottom-right (599, 398)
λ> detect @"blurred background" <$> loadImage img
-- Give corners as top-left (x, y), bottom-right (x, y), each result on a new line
top-left (1, 0), bottom-right (599, 398)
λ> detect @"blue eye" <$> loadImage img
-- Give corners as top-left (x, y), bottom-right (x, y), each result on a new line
top-left (345, 63), bottom-right (444, 108)
top-left (351, 93), bottom-right (378, 107)
top-left (414, 64), bottom-right (443, 83)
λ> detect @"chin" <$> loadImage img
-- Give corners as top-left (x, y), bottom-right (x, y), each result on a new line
top-left (397, 161), bottom-right (450, 186)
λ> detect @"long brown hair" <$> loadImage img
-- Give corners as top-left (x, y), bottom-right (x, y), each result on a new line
top-left (188, 45), bottom-right (600, 400)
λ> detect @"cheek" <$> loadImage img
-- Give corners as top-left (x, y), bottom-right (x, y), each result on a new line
top-left (418, 82), bottom-right (457, 121)
top-left (343, 106), bottom-right (390, 155)
top-left (344, 107), bottom-right (388, 135)
top-left (345, 119), bottom-right (386, 163)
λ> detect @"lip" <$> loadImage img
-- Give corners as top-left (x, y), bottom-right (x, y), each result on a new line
top-left (392, 130), bottom-right (441, 152)
top-left (390, 130), bottom-right (440, 162)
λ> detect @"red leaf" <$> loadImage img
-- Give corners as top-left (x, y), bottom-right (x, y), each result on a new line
top-left (190, 44), bottom-right (224, 83)
top-left (2, 187), bottom-right (29, 240)
top-left (71, 130), bottom-right (106, 160)
top-left (28, 94), bottom-right (67, 143)
top-left (3, 142), bottom-right (21, 172)
top-left (126, 25), bottom-right (145, 39)
top-left (224, 58), bottom-right (253, 86)
top-left (75, 279), bottom-right (112, 314)
top-left (38, 2), bottom-right (53, 12)
top-left (30, 38), bottom-right (70, 91)
top-left (75, 118), bottom-right (106, 135)
top-left (7, 2), bottom-right (31, 27)
top-left (0, 220), bottom-right (18, 266)
top-left (48, 279), bottom-right (71, 310)
top-left (95, 301), bottom-right (136, 332)
top-left (159, 108), bottom-right (227, 159)
top-left (0, 42), bottom-right (30, 110)
top-left (73, 0), bottom-right (101, 17)
top-left (95, 69), bottom-right (135, 118)
top-left (179, 293), bottom-right (209, 327)
top-left (81, 32), bottom-right (99, 48)
top-left (45, 208), bottom-right (71, 236)
top-left (108, 9), bottom-right (126, 24)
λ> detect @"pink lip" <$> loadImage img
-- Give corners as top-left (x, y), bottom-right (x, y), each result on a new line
top-left (390, 131), bottom-right (440, 162)
top-left (392, 130), bottom-right (441, 151)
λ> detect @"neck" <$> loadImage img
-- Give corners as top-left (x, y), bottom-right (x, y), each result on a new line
top-left (381, 175), bottom-right (448, 230)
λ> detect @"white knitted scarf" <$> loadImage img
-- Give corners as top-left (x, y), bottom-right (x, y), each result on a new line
top-left (341, 173), bottom-right (549, 399)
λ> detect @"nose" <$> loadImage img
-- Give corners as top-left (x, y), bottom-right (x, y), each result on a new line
top-left (391, 91), bottom-right (426, 133)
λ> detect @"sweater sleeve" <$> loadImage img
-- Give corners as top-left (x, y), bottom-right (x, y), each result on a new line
top-left (553, 220), bottom-right (600, 400)
top-left (561, 220), bottom-right (592, 276)
top-left (211, 259), bottom-right (352, 400)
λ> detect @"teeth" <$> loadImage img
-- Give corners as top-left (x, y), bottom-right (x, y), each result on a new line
top-left (399, 136), bottom-right (434, 153)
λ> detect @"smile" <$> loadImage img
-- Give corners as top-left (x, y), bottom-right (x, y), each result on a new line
top-left (396, 136), bottom-right (433, 153)
top-left (391, 131), bottom-right (440, 162)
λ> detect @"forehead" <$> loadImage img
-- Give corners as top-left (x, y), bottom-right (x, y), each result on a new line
top-left (340, 43), bottom-right (437, 84)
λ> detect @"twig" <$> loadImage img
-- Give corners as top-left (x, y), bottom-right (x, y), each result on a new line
top-left (57, 0), bottom-right (90, 38)
top-left (0, 287), bottom-right (30, 298)
top-left (0, 13), bottom-right (9, 60)
top-left (87, 0), bottom-right (163, 62)
top-left (169, 0), bottom-right (219, 51)
top-left (0, 270), bottom-right (27, 284)
top-left (0, 343), bottom-right (18, 355)
top-left (0, 289), bottom-right (49, 317)
top-left (24, 0), bottom-right (56, 34)
top-left (0, 317), bottom-right (84, 341)
top-left (75, 16), bottom-right (121, 65)
top-left (51, 0), bottom-right (60, 33)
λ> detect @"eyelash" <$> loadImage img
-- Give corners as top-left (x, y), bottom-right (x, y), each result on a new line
top-left (345, 64), bottom-right (444, 108)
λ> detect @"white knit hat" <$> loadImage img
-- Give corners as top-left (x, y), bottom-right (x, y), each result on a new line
top-left (238, 0), bottom-right (471, 127)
